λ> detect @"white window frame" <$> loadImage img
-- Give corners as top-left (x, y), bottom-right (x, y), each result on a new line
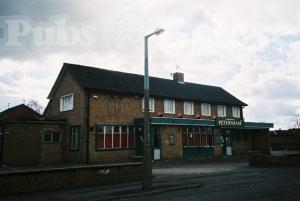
top-left (201, 103), bottom-right (211, 116)
top-left (184, 101), bottom-right (194, 115)
top-left (232, 106), bottom-right (241, 118)
top-left (217, 105), bottom-right (226, 117)
top-left (60, 94), bottom-right (74, 112)
top-left (142, 97), bottom-right (155, 112)
top-left (164, 99), bottom-right (176, 114)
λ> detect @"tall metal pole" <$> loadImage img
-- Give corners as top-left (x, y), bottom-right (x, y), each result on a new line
top-left (142, 28), bottom-right (164, 191)
top-left (143, 35), bottom-right (152, 190)
top-left (0, 125), bottom-right (4, 165)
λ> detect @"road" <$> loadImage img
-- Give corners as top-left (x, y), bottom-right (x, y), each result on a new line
top-left (1, 159), bottom-right (300, 201)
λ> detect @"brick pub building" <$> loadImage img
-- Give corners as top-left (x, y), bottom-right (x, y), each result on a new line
top-left (41, 63), bottom-right (273, 164)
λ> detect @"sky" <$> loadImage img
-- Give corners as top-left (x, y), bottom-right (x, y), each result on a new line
top-left (0, 0), bottom-right (300, 129)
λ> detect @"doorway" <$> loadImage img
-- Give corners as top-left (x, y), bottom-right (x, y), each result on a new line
top-left (152, 127), bottom-right (161, 160)
top-left (221, 129), bottom-right (232, 156)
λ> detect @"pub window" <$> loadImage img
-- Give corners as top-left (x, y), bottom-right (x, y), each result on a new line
top-left (70, 125), bottom-right (80, 151)
top-left (43, 133), bottom-right (61, 144)
top-left (201, 103), bottom-right (211, 116)
top-left (242, 134), bottom-right (248, 142)
top-left (217, 105), bottom-right (226, 117)
top-left (184, 101), bottom-right (194, 115)
top-left (60, 94), bottom-right (74, 112)
top-left (95, 125), bottom-right (135, 150)
top-left (182, 126), bottom-right (214, 147)
top-left (105, 126), bottom-right (113, 148)
top-left (113, 126), bottom-right (120, 148)
top-left (232, 106), bottom-right (241, 118)
top-left (142, 98), bottom-right (155, 112)
top-left (128, 126), bottom-right (135, 148)
top-left (164, 99), bottom-right (175, 114)
top-left (121, 126), bottom-right (128, 148)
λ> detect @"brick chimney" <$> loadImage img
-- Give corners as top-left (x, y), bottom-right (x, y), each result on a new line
top-left (173, 72), bottom-right (184, 83)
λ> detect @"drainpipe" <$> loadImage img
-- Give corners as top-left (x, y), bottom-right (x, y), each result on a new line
top-left (86, 91), bottom-right (90, 164)
top-left (0, 125), bottom-right (4, 165)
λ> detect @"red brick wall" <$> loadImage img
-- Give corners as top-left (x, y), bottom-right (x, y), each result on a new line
top-left (88, 92), bottom-right (245, 162)
top-left (44, 72), bottom-right (87, 163)
top-left (44, 72), bottom-right (245, 164)
top-left (2, 122), bottom-right (65, 165)
top-left (160, 126), bottom-right (182, 160)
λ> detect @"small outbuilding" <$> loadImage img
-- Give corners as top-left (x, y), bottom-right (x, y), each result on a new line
top-left (0, 104), bottom-right (65, 165)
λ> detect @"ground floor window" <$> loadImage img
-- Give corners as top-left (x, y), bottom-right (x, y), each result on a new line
top-left (0, 128), bottom-right (7, 144)
top-left (70, 125), bottom-right (80, 151)
top-left (95, 125), bottom-right (135, 149)
top-left (182, 127), bottom-right (213, 147)
top-left (43, 132), bottom-right (61, 144)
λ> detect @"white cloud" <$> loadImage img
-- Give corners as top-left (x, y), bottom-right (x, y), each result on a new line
top-left (1, 0), bottom-right (300, 129)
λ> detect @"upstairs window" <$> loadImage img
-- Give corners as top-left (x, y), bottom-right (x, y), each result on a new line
top-left (142, 98), bottom-right (155, 112)
top-left (184, 101), bottom-right (194, 115)
top-left (60, 94), bottom-right (74, 112)
top-left (217, 105), bottom-right (226, 117)
top-left (164, 99), bottom-right (175, 114)
top-left (201, 103), bottom-right (211, 116)
top-left (232, 106), bottom-right (241, 118)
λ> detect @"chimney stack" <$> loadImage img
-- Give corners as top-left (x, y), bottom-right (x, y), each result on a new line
top-left (173, 72), bottom-right (184, 83)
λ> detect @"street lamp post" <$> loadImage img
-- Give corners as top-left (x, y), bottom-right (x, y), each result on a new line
top-left (143, 28), bottom-right (164, 190)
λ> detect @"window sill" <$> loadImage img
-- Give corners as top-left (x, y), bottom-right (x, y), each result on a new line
top-left (42, 142), bottom-right (62, 144)
top-left (183, 146), bottom-right (215, 148)
top-left (70, 149), bottom-right (80, 152)
top-left (60, 109), bottom-right (73, 112)
top-left (95, 148), bottom-right (135, 151)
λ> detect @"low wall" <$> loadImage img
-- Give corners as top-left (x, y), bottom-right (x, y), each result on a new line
top-left (248, 154), bottom-right (300, 167)
top-left (0, 162), bottom-right (142, 195)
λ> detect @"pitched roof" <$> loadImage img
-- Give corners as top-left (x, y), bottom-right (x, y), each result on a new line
top-left (48, 63), bottom-right (247, 106)
top-left (0, 104), bottom-right (41, 121)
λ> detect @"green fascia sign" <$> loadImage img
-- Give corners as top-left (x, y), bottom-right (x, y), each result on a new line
top-left (216, 118), bottom-right (244, 127)
top-left (134, 117), bottom-right (273, 129)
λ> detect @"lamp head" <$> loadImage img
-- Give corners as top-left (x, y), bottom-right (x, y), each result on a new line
top-left (154, 28), bottom-right (165, 35)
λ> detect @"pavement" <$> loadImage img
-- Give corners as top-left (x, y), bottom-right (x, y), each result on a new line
top-left (1, 157), bottom-right (300, 201)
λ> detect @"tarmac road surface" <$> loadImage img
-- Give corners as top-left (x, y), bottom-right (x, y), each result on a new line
top-left (1, 159), bottom-right (300, 201)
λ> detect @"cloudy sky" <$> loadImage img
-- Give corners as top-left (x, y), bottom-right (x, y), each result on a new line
top-left (0, 0), bottom-right (300, 129)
